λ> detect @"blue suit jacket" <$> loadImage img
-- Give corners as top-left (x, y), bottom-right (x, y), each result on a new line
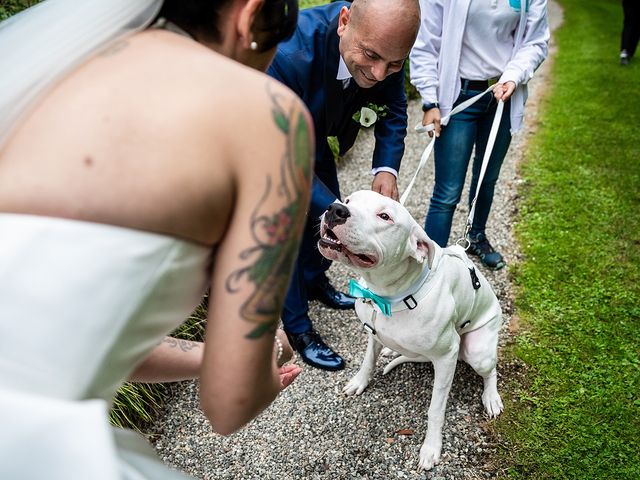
top-left (268, 1), bottom-right (408, 219)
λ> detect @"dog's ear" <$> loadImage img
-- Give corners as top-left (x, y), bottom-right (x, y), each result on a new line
top-left (407, 225), bottom-right (434, 265)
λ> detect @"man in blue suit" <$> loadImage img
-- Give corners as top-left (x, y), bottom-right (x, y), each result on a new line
top-left (268, 0), bottom-right (420, 371)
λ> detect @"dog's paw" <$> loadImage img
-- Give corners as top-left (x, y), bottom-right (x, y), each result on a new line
top-left (342, 375), bottom-right (370, 396)
top-left (482, 390), bottom-right (504, 418)
top-left (418, 442), bottom-right (441, 471)
top-left (380, 347), bottom-right (396, 357)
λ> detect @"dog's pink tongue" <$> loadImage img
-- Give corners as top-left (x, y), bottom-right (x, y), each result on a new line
top-left (345, 250), bottom-right (376, 268)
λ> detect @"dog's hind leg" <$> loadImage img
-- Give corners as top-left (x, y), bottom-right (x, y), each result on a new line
top-left (479, 367), bottom-right (502, 418)
top-left (418, 348), bottom-right (458, 471)
top-left (382, 355), bottom-right (429, 375)
top-left (459, 318), bottom-right (503, 417)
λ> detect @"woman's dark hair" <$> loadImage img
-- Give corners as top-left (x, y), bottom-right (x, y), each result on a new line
top-left (156, 0), bottom-right (298, 52)
top-left (252, 0), bottom-right (298, 52)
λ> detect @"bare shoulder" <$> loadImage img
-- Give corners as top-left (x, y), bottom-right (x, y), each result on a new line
top-left (127, 30), bottom-right (313, 167)
top-left (129, 31), bottom-right (315, 229)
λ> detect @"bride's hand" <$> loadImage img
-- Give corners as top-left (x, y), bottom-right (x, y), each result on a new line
top-left (278, 364), bottom-right (302, 390)
top-left (274, 328), bottom-right (294, 367)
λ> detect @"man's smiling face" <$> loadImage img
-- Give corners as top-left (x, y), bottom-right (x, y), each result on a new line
top-left (336, 0), bottom-right (419, 88)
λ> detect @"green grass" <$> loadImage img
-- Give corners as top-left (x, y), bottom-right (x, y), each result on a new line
top-left (496, 0), bottom-right (640, 478)
top-left (299, 0), bottom-right (329, 8)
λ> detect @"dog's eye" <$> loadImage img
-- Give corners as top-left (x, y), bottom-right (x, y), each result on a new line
top-left (378, 213), bottom-right (391, 221)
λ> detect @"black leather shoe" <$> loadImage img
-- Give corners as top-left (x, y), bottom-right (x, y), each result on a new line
top-left (286, 330), bottom-right (345, 371)
top-left (307, 277), bottom-right (356, 310)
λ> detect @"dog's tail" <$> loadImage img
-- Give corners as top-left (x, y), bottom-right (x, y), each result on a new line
top-left (382, 355), bottom-right (429, 375)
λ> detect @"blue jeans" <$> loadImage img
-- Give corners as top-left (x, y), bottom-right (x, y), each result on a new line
top-left (424, 87), bottom-right (512, 247)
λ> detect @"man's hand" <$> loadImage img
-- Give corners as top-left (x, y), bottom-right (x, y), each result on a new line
top-left (372, 171), bottom-right (398, 201)
top-left (422, 107), bottom-right (441, 138)
top-left (493, 81), bottom-right (516, 101)
top-left (278, 364), bottom-right (303, 390)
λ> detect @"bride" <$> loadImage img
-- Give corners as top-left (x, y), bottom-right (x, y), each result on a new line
top-left (0, 0), bottom-right (312, 478)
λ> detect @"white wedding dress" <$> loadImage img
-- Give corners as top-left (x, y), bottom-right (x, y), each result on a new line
top-left (0, 213), bottom-right (212, 479)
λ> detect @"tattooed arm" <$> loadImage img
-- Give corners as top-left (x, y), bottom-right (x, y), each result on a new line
top-left (199, 81), bottom-right (314, 435)
top-left (128, 329), bottom-right (295, 383)
top-left (128, 336), bottom-right (204, 383)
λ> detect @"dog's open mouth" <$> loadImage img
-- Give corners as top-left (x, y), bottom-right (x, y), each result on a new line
top-left (318, 228), bottom-right (342, 250)
top-left (319, 228), bottom-right (376, 266)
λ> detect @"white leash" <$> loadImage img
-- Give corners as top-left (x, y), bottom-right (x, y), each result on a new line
top-left (462, 98), bottom-right (504, 247)
top-left (399, 85), bottom-right (505, 248)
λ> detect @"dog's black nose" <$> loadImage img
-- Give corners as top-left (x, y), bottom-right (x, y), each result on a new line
top-left (325, 202), bottom-right (350, 227)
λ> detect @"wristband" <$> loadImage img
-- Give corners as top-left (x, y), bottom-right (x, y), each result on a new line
top-left (421, 102), bottom-right (439, 112)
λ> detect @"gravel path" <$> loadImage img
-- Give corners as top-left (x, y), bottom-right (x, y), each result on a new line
top-left (151, 4), bottom-right (562, 478)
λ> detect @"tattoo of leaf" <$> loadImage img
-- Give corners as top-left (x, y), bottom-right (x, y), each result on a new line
top-left (226, 83), bottom-right (311, 339)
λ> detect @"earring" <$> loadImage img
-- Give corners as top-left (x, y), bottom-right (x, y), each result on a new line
top-left (250, 41), bottom-right (258, 51)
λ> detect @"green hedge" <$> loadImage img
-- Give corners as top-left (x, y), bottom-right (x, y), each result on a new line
top-left (0, 1), bottom-right (40, 21)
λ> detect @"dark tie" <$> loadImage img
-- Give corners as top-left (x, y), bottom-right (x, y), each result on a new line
top-left (343, 79), bottom-right (358, 104)
top-left (327, 78), bottom-right (360, 136)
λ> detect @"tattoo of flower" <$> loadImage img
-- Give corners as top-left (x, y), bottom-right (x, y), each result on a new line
top-left (226, 84), bottom-right (311, 339)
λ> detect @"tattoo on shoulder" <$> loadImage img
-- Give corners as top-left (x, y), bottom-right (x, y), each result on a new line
top-left (226, 82), bottom-right (312, 339)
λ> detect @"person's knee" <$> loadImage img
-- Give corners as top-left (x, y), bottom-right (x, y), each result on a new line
top-left (431, 185), bottom-right (462, 210)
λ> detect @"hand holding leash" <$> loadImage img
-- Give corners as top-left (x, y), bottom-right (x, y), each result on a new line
top-left (492, 81), bottom-right (516, 101)
top-left (416, 107), bottom-right (442, 138)
top-left (401, 84), bottom-right (499, 207)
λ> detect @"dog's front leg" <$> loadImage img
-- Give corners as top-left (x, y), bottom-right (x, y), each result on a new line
top-left (418, 348), bottom-right (458, 471)
top-left (343, 334), bottom-right (383, 395)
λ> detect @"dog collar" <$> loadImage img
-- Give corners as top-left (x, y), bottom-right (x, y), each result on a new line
top-left (349, 265), bottom-right (432, 318)
top-left (350, 268), bottom-right (432, 335)
top-left (378, 265), bottom-right (431, 306)
top-left (349, 279), bottom-right (392, 316)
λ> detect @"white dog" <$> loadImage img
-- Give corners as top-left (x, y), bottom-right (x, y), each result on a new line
top-left (317, 190), bottom-right (503, 470)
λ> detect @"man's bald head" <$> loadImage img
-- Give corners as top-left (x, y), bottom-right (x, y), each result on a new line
top-left (349, 0), bottom-right (420, 45)
top-left (337, 0), bottom-right (421, 88)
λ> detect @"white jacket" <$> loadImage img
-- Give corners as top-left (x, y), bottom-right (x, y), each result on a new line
top-left (410, 0), bottom-right (550, 133)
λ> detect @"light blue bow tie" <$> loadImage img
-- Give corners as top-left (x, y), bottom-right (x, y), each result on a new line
top-left (349, 279), bottom-right (392, 317)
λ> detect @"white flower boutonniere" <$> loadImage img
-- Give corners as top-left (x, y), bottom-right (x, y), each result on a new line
top-left (358, 107), bottom-right (377, 127)
top-left (352, 102), bottom-right (389, 128)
